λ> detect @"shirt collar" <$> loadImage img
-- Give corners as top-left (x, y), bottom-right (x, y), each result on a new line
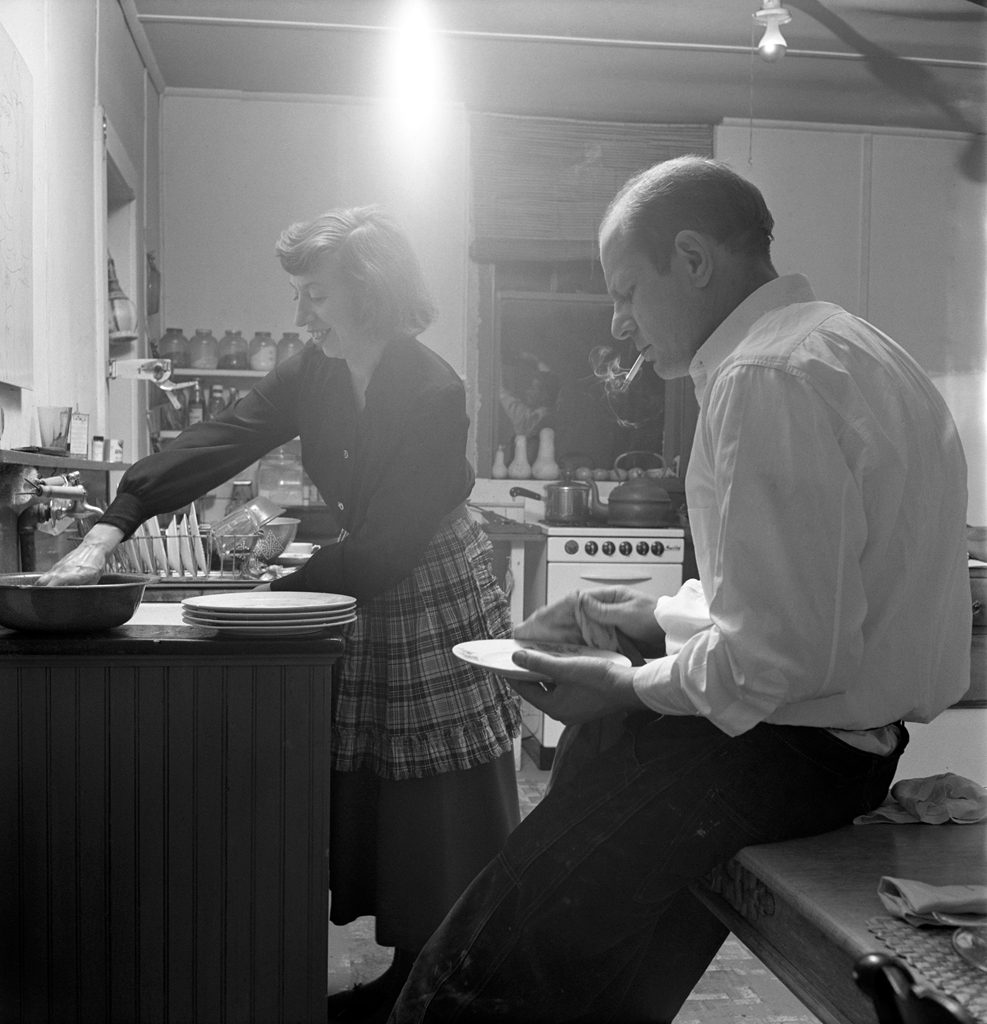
top-left (689, 274), bottom-right (816, 398)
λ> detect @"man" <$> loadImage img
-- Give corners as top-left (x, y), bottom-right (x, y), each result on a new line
top-left (388, 156), bottom-right (971, 1023)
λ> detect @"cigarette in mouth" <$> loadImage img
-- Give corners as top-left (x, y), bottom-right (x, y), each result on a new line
top-left (619, 351), bottom-right (647, 390)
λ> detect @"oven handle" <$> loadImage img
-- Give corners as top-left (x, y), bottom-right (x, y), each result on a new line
top-left (573, 571), bottom-right (657, 586)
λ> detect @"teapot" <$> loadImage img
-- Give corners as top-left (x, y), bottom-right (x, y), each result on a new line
top-left (587, 475), bottom-right (675, 527)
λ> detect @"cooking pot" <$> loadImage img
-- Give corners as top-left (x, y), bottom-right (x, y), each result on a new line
top-left (587, 476), bottom-right (675, 527)
top-left (509, 480), bottom-right (591, 525)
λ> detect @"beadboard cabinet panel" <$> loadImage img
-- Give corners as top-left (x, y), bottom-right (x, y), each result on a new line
top-left (0, 646), bottom-right (337, 1024)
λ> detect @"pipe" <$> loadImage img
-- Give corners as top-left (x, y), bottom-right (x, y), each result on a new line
top-left (135, 13), bottom-right (987, 71)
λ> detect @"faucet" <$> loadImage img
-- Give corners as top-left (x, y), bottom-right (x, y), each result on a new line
top-left (21, 472), bottom-right (103, 521)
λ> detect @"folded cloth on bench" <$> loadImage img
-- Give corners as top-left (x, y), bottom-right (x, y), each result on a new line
top-left (854, 773), bottom-right (987, 825)
top-left (878, 876), bottom-right (987, 927)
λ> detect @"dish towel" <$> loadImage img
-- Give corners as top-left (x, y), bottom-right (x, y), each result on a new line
top-left (854, 773), bottom-right (987, 825)
top-left (878, 876), bottom-right (987, 927)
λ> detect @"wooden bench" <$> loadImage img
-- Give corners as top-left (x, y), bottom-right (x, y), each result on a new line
top-left (690, 821), bottom-right (986, 1024)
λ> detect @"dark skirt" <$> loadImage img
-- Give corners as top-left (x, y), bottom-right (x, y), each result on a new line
top-left (329, 750), bottom-right (520, 951)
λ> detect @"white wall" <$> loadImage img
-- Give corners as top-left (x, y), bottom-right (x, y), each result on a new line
top-left (159, 93), bottom-right (470, 375)
top-left (895, 712), bottom-right (987, 787)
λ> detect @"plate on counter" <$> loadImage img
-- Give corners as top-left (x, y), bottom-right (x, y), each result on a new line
top-left (452, 639), bottom-right (630, 682)
top-left (182, 591), bottom-right (355, 614)
top-left (183, 611), bottom-right (356, 628)
top-left (183, 619), bottom-right (342, 638)
top-left (182, 604), bottom-right (351, 622)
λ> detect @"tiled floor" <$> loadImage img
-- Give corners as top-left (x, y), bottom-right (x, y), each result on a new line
top-left (328, 749), bottom-right (822, 1022)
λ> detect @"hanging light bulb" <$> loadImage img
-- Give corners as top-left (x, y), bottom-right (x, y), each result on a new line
top-left (107, 253), bottom-right (139, 344)
top-left (753, 0), bottom-right (792, 62)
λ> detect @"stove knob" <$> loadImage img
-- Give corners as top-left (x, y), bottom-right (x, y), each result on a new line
top-left (601, 541), bottom-right (615, 556)
top-left (651, 541), bottom-right (665, 556)
top-left (564, 540), bottom-right (579, 555)
top-left (636, 541), bottom-right (650, 555)
top-left (619, 541), bottom-right (632, 556)
top-left (585, 540), bottom-right (598, 556)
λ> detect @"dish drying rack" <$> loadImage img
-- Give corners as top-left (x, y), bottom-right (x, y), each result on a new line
top-left (109, 510), bottom-right (259, 581)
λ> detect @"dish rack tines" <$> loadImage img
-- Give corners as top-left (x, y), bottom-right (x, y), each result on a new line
top-left (111, 531), bottom-right (260, 581)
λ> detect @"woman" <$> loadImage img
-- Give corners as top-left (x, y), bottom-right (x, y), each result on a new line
top-left (41, 206), bottom-right (522, 1022)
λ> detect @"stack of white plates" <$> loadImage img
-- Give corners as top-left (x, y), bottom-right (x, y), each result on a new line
top-left (181, 591), bottom-right (356, 637)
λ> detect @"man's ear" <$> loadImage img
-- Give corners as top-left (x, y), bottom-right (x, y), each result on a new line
top-left (672, 230), bottom-right (714, 288)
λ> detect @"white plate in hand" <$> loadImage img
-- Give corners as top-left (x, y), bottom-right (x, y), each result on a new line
top-left (452, 638), bottom-right (630, 682)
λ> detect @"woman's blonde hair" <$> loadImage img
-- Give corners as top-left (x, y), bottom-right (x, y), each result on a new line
top-left (275, 205), bottom-right (437, 338)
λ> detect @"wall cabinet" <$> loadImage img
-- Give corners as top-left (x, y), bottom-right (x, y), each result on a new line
top-left (714, 121), bottom-right (986, 523)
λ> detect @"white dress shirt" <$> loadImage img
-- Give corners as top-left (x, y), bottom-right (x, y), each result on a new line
top-left (633, 275), bottom-right (972, 738)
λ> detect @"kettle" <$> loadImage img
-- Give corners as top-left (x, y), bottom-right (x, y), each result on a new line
top-left (587, 475), bottom-right (675, 527)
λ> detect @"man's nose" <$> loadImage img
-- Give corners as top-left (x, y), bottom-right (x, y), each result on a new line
top-left (611, 308), bottom-right (635, 342)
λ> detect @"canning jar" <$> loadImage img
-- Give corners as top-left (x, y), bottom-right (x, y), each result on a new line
top-left (217, 330), bottom-right (249, 370)
top-left (256, 445), bottom-right (305, 507)
top-left (188, 328), bottom-right (219, 370)
top-left (277, 331), bottom-right (305, 364)
top-left (249, 331), bottom-right (278, 371)
top-left (157, 327), bottom-right (189, 368)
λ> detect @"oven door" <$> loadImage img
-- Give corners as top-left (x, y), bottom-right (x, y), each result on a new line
top-left (545, 562), bottom-right (682, 603)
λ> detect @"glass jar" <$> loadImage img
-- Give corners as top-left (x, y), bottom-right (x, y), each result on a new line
top-left (256, 445), bottom-right (305, 507)
top-left (188, 328), bottom-right (219, 370)
top-left (249, 331), bottom-right (278, 371)
top-left (217, 329), bottom-right (249, 370)
top-left (157, 327), bottom-right (189, 368)
top-left (226, 479), bottom-right (255, 516)
top-left (277, 331), bottom-right (305, 364)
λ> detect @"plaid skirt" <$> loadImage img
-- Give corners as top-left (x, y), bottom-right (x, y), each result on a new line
top-left (332, 506), bottom-right (520, 780)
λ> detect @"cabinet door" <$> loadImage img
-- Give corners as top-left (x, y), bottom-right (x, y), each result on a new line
top-left (715, 125), bottom-right (869, 316)
top-left (867, 133), bottom-right (986, 377)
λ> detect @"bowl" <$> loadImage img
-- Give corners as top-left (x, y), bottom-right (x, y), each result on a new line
top-left (0, 573), bottom-right (151, 632)
top-left (254, 517), bottom-right (300, 563)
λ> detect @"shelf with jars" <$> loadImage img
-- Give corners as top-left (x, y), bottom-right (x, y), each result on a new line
top-left (162, 331), bottom-right (308, 384)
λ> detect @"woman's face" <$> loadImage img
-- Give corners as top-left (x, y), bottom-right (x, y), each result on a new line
top-left (288, 254), bottom-right (361, 353)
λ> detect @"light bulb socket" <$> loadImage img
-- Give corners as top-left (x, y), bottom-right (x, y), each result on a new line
top-left (753, 3), bottom-right (792, 62)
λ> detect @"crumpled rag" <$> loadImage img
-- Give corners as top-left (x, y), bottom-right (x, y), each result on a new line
top-left (854, 772), bottom-right (987, 825)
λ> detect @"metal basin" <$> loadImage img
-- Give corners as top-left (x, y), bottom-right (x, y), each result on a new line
top-left (0, 573), bottom-right (151, 632)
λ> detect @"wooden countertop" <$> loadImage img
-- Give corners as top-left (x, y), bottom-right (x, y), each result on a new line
top-left (693, 822), bottom-right (987, 1024)
top-left (0, 601), bottom-right (345, 658)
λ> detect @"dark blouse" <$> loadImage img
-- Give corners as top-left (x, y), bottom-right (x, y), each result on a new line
top-left (100, 338), bottom-right (475, 602)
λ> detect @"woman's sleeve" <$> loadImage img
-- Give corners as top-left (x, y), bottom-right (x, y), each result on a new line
top-left (99, 363), bottom-right (303, 535)
top-left (273, 380), bottom-right (470, 602)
